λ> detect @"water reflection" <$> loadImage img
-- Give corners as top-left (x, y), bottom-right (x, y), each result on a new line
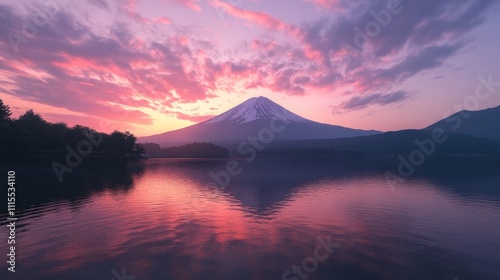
top-left (0, 157), bottom-right (499, 280)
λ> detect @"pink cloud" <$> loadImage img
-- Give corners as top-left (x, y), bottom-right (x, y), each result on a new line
top-left (165, 0), bottom-right (202, 12)
top-left (155, 16), bottom-right (172, 25)
top-left (211, 0), bottom-right (287, 30)
top-left (0, 4), bottom-right (219, 131)
top-left (304, 0), bottom-right (341, 10)
top-left (117, 0), bottom-right (151, 23)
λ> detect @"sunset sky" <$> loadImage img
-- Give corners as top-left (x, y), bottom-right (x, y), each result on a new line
top-left (1, 0), bottom-right (499, 137)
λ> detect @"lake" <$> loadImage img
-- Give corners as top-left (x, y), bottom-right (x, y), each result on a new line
top-left (1, 157), bottom-right (500, 280)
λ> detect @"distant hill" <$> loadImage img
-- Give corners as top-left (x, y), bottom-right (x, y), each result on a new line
top-left (425, 105), bottom-right (500, 140)
top-left (255, 105), bottom-right (500, 156)
top-left (139, 96), bottom-right (379, 146)
top-left (143, 142), bottom-right (229, 158)
top-left (262, 130), bottom-right (500, 156)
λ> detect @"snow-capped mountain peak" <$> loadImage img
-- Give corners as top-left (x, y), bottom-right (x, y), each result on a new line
top-left (205, 96), bottom-right (310, 124)
top-left (139, 96), bottom-right (380, 144)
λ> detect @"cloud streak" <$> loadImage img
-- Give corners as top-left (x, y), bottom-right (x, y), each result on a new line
top-left (340, 91), bottom-right (410, 111)
top-left (211, 0), bottom-right (287, 30)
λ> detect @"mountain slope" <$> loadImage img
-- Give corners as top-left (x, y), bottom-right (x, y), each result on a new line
top-left (139, 97), bottom-right (380, 146)
top-left (263, 130), bottom-right (500, 155)
top-left (425, 105), bottom-right (500, 140)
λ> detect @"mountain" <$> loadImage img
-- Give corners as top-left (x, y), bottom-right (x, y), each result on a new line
top-left (425, 105), bottom-right (500, 140)
top-left (256, 105), bottom-right (500, 156)
top-left (139, 96), bottom-right (380, 146)
top-left (262, 130), bottom-right (500, 155)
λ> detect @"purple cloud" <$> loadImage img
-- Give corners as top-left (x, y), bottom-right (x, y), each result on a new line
top-left (340, 91), bottom-right (410, 110)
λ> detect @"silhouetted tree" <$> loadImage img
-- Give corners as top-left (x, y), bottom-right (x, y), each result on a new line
top-left (0, 99), bottom-right (12, 122)
top-left (17, 109), bottom-right (46, 123)
top-left (15, 109), bottom-right (51, 151)
top-left (107, 131), bottom-right (136, 156)
top-left (48, 122), bottom-right (69, 149)
top-left (0, 100), bottom-right (145, 159)
top-left (133, 143), bottom-right (146, 155)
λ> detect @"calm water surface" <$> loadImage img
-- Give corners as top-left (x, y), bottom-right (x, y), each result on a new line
top-left (1, 158), bottom-right (500, 280)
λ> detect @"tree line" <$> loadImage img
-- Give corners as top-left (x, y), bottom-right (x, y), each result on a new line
top-left (0, 98), bottom-right (145, 159)
top-left (143, 142), bottom-right (230, 158)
